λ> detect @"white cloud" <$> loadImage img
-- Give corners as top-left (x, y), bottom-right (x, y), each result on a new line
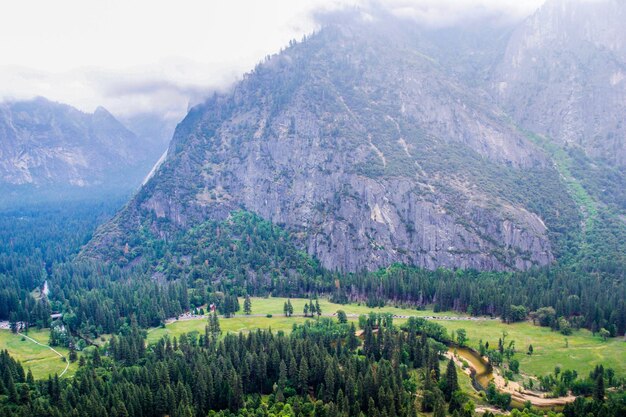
top-left (383, 0), bottom-right (545, 27)
top-left (0, 0), bottom-right (545, 120)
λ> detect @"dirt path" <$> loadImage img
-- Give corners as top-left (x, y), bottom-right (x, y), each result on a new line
top-left (18, 332), bottom-right (70, 377)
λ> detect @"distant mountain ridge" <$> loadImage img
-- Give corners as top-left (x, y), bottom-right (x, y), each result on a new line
top-left (0, 97), bottom-right (167, 204)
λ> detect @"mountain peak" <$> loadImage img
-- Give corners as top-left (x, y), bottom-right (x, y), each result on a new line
top-left (83, 22), bottom-right (577, 273)
top-left (94, 105), bottom-right (111, 116)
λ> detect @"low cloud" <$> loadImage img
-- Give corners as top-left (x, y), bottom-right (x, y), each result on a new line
top-left (0, 0), bottom-right (546, 121)
top-left (372, 0), bottom-right (545, 27)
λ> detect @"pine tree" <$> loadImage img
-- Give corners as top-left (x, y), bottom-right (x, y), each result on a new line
top-left (209, 310), bottom-right (221, 335)
top-left (444, 358), bottom-right (459, 401)
top-left (348, 323), bottom-right (359, 350)
top-left (298, 358), bottom-right (309, 395)
top-left (449, 390), bottom-right (463, 414)
top-left (93, 347), bottom-right (102, 366)
top-left (278, 360), bottom-right (288, 391)
top-left (243, 294), bottom-right (252, 315)
top-left (594, 374), bottom-right (605, 402)
top-left (434, 397), bottom-right (446, 417)
top-left (7, 375), bottom-right (18, 403)
top-left (69, 342), bottom-right (77, 362)
top-left (324, 364), bottom-right (335, 402)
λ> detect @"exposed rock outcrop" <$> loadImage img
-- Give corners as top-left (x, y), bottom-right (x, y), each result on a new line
top-left (493, 0), bottom-right (626, 167)
top-left (85, 21), bottom-right (568, 272)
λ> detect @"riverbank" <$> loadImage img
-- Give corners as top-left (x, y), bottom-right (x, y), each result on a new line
top-left (446, 345), bottom-right (576, 410)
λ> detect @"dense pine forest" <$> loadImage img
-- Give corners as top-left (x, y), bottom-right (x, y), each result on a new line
top-left (2, 317), bottom-right (625, 417)
top-left (2, 0), bottom-right (626, 416)
top-left (4, 206), bottom-right (623, 340)
top-left (0, 201), bottom-right (624, 415)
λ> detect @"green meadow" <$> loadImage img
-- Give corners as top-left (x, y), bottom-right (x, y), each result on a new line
top-left (147, 296), bottom-right (463, 344)
top-left (432, 318), bottom-right (626, 378)
top-left (0, 328), bottom-right (77, 379)
top-left (149, 296), bottom-right (626, 379)
top-left (3, 296), bottom-right (622, 381)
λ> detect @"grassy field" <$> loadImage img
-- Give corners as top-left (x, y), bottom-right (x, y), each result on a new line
top-left (432, 319), bottom-right (626, 378)
top-left (147, 296), bottom-right (464, 344)
top-left (146, 296), bottom-right (626, 379)
top-left (147, 316), bottom-right (316, 344)
top-left (0, 328), bottom-right (78, 379)
top-left (246, 297), bottom-right (464, 318)
top-left (4, 297), bottom-right (622, 383)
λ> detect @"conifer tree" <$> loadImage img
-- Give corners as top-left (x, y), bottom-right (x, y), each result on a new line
top-left (208, 310), bottom-right (221, 335)
top-left (594, 373), bottom-right (605, 402)
top-left (243, 294), bottom-right (252, 315)
top-left (7, 376), bottom-right (17, 404)
top-left (434, 397), bottom-right (446, 417)
top-left (298, 358), bottom-right (309, 394)
top-left (444, 358), bottom-right (459, 401)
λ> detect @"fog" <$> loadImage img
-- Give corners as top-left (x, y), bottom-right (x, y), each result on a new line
top-left (0, 0), bottom-right (548, 121)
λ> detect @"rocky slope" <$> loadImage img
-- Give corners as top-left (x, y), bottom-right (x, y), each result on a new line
top-left (0, 97), bottom-right (166, 202)
top-left (493, 0), bottom-right (626, 167)
top-left (84, 19), bottom-right (586, 273)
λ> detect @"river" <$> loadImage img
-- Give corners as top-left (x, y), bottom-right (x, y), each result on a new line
top-left (448, 346), bottom-right (493, 389)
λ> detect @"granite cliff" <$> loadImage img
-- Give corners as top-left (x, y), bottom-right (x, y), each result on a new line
top-left (84, 19), bottom-right (585, 272)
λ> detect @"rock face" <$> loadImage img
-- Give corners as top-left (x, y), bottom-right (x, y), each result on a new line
top-left (0, 97), bottom-right (166, 200)
top-left (86, 20), bottom-right (574, 273)
top-left (493, 0), bottom-right (626, 167)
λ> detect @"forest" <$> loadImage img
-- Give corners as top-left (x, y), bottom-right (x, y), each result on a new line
top-left (1, 316), bottom-right (625, 417)
top-left (0, 200), bottom-right (624, 416)
top-left (4, 207), bottom-right (623, 339)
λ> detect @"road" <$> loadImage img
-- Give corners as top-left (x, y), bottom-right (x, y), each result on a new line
top-left (166, 311), bottom-right (496, 324)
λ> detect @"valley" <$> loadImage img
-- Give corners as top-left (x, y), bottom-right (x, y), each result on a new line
top-left (0, 1), bottom-right (625, 416)
top-left (146, 297), bottom-right (626, 379)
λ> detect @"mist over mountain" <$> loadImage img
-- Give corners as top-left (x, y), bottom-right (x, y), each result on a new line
top-left (74, 0), bottom-right (623, 277)
top-left (2, 3), bottom-right (626, 416)
top-left (493, 0), bottom-right (626, 167)
top-left (0, 97), bottom-right (167, 205)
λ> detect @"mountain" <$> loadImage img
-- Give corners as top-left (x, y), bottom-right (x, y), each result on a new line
top-left (493, 0), bottom-right (626, 168)
top-left (120, 112), bottom-right (176, 157)
top-left (0, 97), bottom-right (166, 204)
top-left (84, 16), bottom-right (592, 273)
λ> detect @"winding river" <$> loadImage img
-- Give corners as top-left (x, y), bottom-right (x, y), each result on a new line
top-left (447, 345), bottom-right (576, 410)
top-left (448, 346), bottom-right (493, 389)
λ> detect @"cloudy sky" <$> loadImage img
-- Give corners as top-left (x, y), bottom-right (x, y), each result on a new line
top-left (0, 0), bottom-right (545, 121)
